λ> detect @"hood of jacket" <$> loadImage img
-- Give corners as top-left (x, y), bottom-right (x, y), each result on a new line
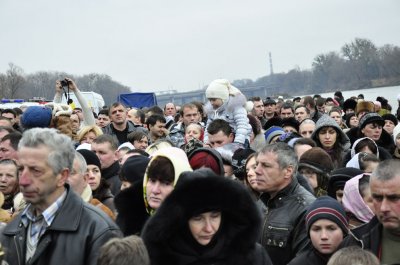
top-left (142, 169), bottom-right (263, 265)
top-left (143, 147), bottom-right (192, 215)
top-left (311, 114), bottom-right (350, 149)
top-left (342, 173), bottom-right (374, 223)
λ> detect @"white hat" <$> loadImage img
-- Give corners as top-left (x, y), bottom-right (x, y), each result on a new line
top-left (205, 79), bottom-right (230, 102)
top-left (76, 143), bottom-right (92, 151)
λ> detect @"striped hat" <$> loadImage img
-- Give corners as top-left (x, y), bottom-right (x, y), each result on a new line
top-left (306, 196), bottom-right (348, 236)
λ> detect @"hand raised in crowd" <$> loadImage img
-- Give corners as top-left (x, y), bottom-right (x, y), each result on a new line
top-left (65, 77), bottom-right (79, 92)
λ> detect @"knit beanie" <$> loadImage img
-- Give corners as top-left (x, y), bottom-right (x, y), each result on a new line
top-left (21, 106), bottom-right (53, 129)
top-left (77, 149), bottom-right (101, 169)
top-left (358, 112), bottom-right (384, 129)
top-left (306, 196), bottom-right (348, 236)
top-left (231, 148), bottom-right (255, 180)
top-left (382, 114), bottom-right (398, 126)
top-left (298, 147), bottom-right (334, 174)
top-left (264, 126), bottom-right (284, 144)
top-left (120, 155), bottom-right (150, 184)
top-left (205, 79), bottom-right (231, 102)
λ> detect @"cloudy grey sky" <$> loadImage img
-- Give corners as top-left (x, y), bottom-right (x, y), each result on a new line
top-left (1, 0), bottom-right (399, 92)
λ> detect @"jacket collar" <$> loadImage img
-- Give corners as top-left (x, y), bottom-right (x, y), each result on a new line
top-left (260, 177), bottom-right (299, 205)
top-left (102, 161), bottom-right (120, 179)
top-left (4, 184), bottom-right (83, 235)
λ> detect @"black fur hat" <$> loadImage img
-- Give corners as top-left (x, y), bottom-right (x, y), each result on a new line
top-left (142, 169), bottom-right (263, 265)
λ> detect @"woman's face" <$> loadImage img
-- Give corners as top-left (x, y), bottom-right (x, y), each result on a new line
top-left (329, 111), bottom-right (342, 126)
top-left (146, 178), bottom-right (174, 210)
top-left (361, 123), bottom-right (382, 141)
top-left (0, 163), bottom-right (18, 195)
top-left (133, 136), bottom-right (149, 150)
top-left (246, 157), bottom-right (257, 190)
top-left (81, 131), bottom-right (97, 144)
top-left (383, 120), bottom-right (395, 135)
top-left (349, 116), bottom-right (359, 128)
top-left (189, 211), bottom-right (221, 246)
top-left (318, 127), bottom-right (337, 149)
top-left (87, 165), bottom-right (101, 191)
top-left (310, 219), bottom-right (344, 255)
top-left (299, 168), bottom-right (318, 189)
top-left (361, 186), bottom-right (375, 213)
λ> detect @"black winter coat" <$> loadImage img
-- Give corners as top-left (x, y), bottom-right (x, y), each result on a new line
top-left (287, 249), bottom-right (329, 265)
top-left (114, 179), bottom-right (150, 236)
top-left (142, 169), bottom-right (273, 265)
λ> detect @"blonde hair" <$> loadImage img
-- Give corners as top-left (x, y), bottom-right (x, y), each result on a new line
top-left (76, 125), bottom-right (103, 144)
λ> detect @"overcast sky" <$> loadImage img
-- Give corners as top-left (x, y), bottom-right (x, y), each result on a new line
top-left (1, 0), bottom-right (399, 92)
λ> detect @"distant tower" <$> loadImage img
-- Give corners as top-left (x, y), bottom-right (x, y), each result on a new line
top-left (269, 52), bottom-right (274, 75)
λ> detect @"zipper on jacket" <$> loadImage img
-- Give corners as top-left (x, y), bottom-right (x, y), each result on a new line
top-left (268, 225), bottom-right (289, 231)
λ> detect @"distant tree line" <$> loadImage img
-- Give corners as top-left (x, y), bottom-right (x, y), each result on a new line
top-left (0, 65), bottom-right (130, 105)
top-left (1, 38), bottom-right (399, 104)
top-left (232, 38), bottom-right (400, 97)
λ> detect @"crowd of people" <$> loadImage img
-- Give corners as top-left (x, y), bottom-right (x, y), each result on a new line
top-left (0, 77), bottom-right (399, 264)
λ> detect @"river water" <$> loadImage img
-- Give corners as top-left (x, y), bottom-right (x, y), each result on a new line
top-left (296, 85), bottom-right (399, 114)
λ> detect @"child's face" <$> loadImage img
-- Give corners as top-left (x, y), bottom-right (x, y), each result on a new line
top-left (185, 124), bottom-right (202, 141)
top-left (209, 98), bottom-right (223, 109)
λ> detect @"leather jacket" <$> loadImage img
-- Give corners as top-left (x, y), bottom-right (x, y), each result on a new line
top-left (259, 178), bottom-right (315, 265)
top-left (340, 216), bottom-right (382, 256)
top-left (0, 185), bottom-right (122, 265)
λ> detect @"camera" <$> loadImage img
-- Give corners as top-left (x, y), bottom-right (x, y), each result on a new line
top-left (60, 79), bottom-right (69, 87)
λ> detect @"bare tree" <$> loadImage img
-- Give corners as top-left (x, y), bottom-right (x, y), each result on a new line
top-left (5, 63), bottom-right (25, 98)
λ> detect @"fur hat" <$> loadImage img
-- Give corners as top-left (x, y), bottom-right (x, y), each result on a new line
top-left (355, 101), bottom-right (374, 115)
top-left (263, 116), bottom-right (282, 130)
top-left (343, 98), bottom-right (357, 112)
top-left (21, 106), bottom-right (53, 129)
top-left (298, 147), bottom-right (334, 174)
top-left (188, 148), bottom-right (224, 176)
top-left (77, 149), bottom-right (101, 169)
top-left (264, 126), bottom-right (284, 144)
top-left (205, 79), bottom-right (240, 103)
top-left (306, 196), bottom-right (348, 236)
top-left (382, 113), bottom-right (398, 126)
top-left (120, 155), bottom-right (150, 184)
top-left (358, 112), bottom-right (384, 129)
top-left (327, 167), bottom-right (363, 198)
top-left (281, 117), bottom-right (299, 132)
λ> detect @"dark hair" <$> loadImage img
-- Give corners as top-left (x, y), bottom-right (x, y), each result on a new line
top-left (1, 109), bottom-right (17, 118)
top-left (146, 114), bottom-right (166, 127)
top-left (295, 104), bottom-right (310, 114)
top-left (146, 106), bottom-right (163, 116)
top-left (147, 156), bottom-right (174, 183)
top-left (358, 174), bottom-right (371, 198)
top-left (127, 131), bottom-right (148, 143)
top-left (109, 102), bottom-right (126, 115)
top-left (12, 108), bottom-right (23, 116)
top-left (329, 106), bottom-right (342, 115)
top-left (280, 102), bottom-right (294, 112)
top-left (354, 138), bottom-right (378, 155)
top-left (0, 132), bottom-right (22, 150)
top-left (302, 96), bottom-right (315, 108)
top-left (247, 114), bottom-right (261, 136)
top-left (136, 109), bottom-right (146, 124)
top-left (98, 109), bottom-right (109, 117)
top-left (293, 137), bottom-right (317, 148)
top-left (207, 119), bottom-right (232, 136)
top-left (190, 101), bottom-right (204, 117)
top-left (250, 96), bottom-right (262, 102)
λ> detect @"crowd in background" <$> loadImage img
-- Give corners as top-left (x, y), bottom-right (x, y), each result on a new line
top-left (0, 77), bottom-right (399, 264)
